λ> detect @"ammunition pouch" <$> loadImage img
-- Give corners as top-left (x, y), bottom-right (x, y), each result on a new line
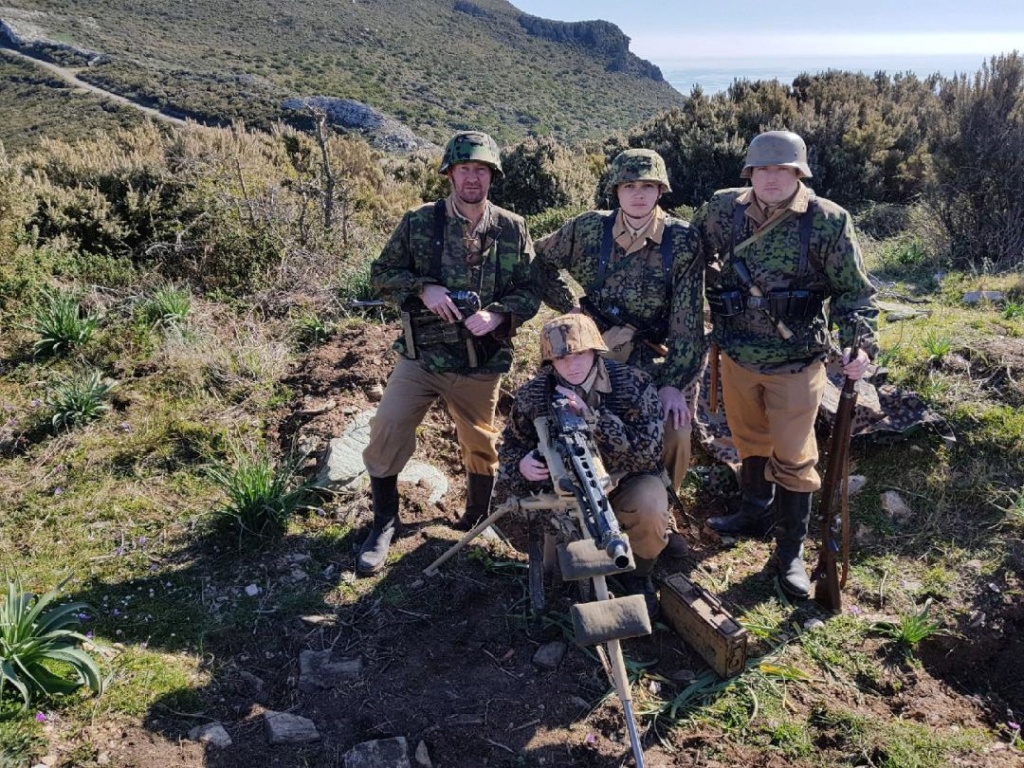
top-left (401, 298), bottom-right (498, 369)
top-left (710, 289), bottom-right (824, 319)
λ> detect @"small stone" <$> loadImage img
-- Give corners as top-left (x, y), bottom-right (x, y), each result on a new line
top-left (264, 711), bottom-right (320, 745)
top-left (290, 568), bottom-right (309, 583)
top-left (244, 584), bottom-right (260, 597)
top-left (344, 736), bottom-right (410, 768)
top-left (367, 383), bottom-right (385, 401)
top-left (239, 671), bottom-right (265, 690)
top-left (299, 614), bottom-right (337, 626)
top-left (962, 290), bottom-right (1005, 305)
top-left (570, 695), bottom-right (590, 709)
top-left (847, 475), bottom-right (867, 496)
top-left (532, 641), bottom-right (567, 670)
top-left (880, 490), bottom-right (913, 523)
top-left (298, 649), bottom-right (363, 691)
top-left (803, 618), bottom-right (826, 631)
top-left (188, 722), bottom-right (233, 748)
top-left (414, 740), bottom-right (432, 767)
top-left (96, 756), bottom-right (110, 767)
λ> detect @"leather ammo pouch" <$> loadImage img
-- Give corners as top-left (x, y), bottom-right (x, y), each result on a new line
top-left (601, 325), bottom-right (636, 363)
top-left (403, 313), bottom-right (496, 368)
top-left (707, 289), bottom-right (745, 317)
top-left (709, 289), bottom-right (823, 319)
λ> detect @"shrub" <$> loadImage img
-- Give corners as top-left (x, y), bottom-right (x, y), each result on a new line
top-left (142, 285), bottom-right (192, 328)
top-left (208, 450), bottom-right (312, 540)
top-left (29, 289), bottom-right (99, 357)
top-left (0, 577), bottom-right (104, 708)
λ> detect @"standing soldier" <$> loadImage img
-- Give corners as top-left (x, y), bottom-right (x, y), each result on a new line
top-left (696, 130), bottom-right (878, 598)
top-left (532, 149), bottom-right (705, 555)
top-left (358, 131), bottom-right (540, 577)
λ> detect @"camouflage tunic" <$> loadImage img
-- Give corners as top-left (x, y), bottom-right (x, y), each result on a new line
top-left (694, 184), bottom-right (878, 373)
top-left (496, 359), bottom-right (664, 502)
top-left (533, 209), bottom-right (705, 390)
top-left (372, 198), bottom-right (539, 374)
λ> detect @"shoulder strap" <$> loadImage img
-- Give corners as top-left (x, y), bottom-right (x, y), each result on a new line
top-left (590, 210), bottom-right (617, 292)
top-left (729, 203), bottom-right (749, 262)
top-left (660, 221), bottom-right (676, 292)
top-left (797, 197), bottom-right (817, 278)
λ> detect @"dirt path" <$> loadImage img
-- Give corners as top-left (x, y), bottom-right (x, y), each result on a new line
top-left (0, 42), bottom-right (193, 126)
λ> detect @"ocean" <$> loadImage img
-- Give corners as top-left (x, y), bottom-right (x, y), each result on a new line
top-left (656, 54), bottom-right (997, 96)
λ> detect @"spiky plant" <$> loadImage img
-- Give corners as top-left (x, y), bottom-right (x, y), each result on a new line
top-left (46, 371), bottom-right (117, 431)
top-left (208, 450), bottom-right (312, 540)
top-left (29, 289), bottom-right (99, 357)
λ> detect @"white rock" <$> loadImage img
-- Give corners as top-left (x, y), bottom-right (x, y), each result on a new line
top-left (244, 584), bottom-right (260, 597)
top-left (414, 740), bottom-right (432, 767)
top-left (188, 722), bottom-right (233, 748)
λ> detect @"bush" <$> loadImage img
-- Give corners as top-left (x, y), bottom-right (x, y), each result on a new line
top-left (208, 449), bottom-right (312, 540)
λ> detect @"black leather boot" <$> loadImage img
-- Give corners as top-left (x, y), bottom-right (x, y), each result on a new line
top-left (774, 486), bottom-right (813, 599)
top-left (616, 556), bottom-right (660, 622)
top-left (706, 456), bottom-right (775, 537)
top-left (454, 473), bottom-right (494, 531)
top-left (357, 475), bottom-right (399, 576)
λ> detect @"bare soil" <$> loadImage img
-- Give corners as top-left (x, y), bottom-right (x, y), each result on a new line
top-left (61, 321), bottom-right (1024, 768)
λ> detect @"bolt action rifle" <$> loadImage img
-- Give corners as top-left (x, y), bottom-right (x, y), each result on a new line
top-left (811, 334), bottom-right (865, 612)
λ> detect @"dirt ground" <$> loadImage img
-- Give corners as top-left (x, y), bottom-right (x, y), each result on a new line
top-left (62, 320), bottom-right (1023, 768)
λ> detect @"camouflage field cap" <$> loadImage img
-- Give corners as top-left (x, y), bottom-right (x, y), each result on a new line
top-left (439, 131), bottom-right (504, 178)
top-left (540, 313), bottom-right (609, 362)
top-left (741, 130), bottom-right (812, 178)
top-left (605, 148), bottom-right (672, 195)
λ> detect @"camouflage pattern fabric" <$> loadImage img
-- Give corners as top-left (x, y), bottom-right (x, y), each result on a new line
top-left (533, 209), bottom-right (705, 389)
top-left (439, 131), bottom-right (503, 176)
top-left (371, 199), bottom-right (539, 374)
top-left (694, 357), bottom-right (956, 472)
top-left (605, 149), bottom-right (672, 194)
top-left (495, 359), bottom-right (664, 507)
top-left (694, 184), bottom-right (878, 373)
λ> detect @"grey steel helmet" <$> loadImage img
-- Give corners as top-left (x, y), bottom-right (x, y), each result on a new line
top-left (439, 131), bottom-right (504, 178)
top-left (605, 148), bottom-right (672, 196)
top-left (741, 130), bottom-right (812, 179)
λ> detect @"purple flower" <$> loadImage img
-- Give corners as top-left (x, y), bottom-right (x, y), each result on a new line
top-left (138, 536), bottom-right (147, 546)
top-left (1010, 721), bottom-right (1021, 731)
top-left (35, 712), bottom-right (46, 722)
top-left (585, 733), bottom-right (596, 744)
top-left (112, 608), bottom-right (120, 616)
top-left (77, 612), bottom-right (91, 621)
top-left (86, 631), bottom-right (94, 639)
top-left (53, 487), bottom-right (63, 496)
top-left (31, 399), bottom-right (42, 408)
top-left (848, 605), bottom-right (862, 616)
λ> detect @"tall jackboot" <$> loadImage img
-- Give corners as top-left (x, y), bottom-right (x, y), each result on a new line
top-left (706, 456), bottom-right (775, 537)
top-left (455, 473), bottom-right (494, 531)
top-left (773, 486), bottom-right (813, 599)
top-left (357, 475), bottom-right (399, 576)
top-left (616, 556), bottom-right (660, 622)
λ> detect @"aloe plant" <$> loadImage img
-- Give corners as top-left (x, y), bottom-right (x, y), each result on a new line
top-left (0, 577), bottom-right (104, 707)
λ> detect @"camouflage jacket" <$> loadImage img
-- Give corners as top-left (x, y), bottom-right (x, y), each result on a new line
top-left (496, 359), bottom-right (664, 502)
top-left (694, 185), bottom-right (878, 373)
top-left (532, 209), bottom-right (705, 390)
top-left (371, 198), bottom-right (539, 374)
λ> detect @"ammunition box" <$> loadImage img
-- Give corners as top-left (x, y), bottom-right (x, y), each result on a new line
top-left (660, 573), bottom-right (748, 678)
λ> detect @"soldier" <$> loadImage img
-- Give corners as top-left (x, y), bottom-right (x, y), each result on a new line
top-left (358, 130), bottom-right (540, 577)
top-left (532, 149), bottom-right (705, 555)
top-left (695, 130), bottom-right (878, 598)
top-left (497, 313), bottom-right (670, 618)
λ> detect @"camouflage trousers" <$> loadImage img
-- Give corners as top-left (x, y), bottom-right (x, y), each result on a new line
top-left (609, 473), bottom-right (670, 561)
top-left (719, 354), bottom-right (826, 493)
top-left (362, 357), bottom-right (501, 478)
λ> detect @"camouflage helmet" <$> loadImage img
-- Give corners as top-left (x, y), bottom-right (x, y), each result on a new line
top-left (605, 148), bottom-right (672, 195)
top-left (439, 131), bottom-right (504, 178)
top-left (540, 313), bottom-right (608, 362)
top-left (741, 130), bottom-right (812, 179)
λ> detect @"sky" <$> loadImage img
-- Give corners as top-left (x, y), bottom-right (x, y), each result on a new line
top-left (510, 0), bottom-right (1024, 61)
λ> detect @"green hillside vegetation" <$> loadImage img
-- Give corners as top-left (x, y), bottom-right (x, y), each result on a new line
top-left (0, 0), bottom-right (684, 144)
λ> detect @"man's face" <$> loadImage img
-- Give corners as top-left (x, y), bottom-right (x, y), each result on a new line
top-left (448, 161), bottom-right (493, 206)
top-left (750, 165), bottom-right (801, 206)
top-left (551, 349), bottom-right (596, 385)
top-left (616, 181), bottom-right (662, 221)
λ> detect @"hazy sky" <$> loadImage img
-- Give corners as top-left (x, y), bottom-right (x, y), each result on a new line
top-left (511, 1), bottom-right (1024, 60)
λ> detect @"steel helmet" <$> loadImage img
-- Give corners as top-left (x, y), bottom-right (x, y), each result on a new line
top-left (605, 148), bottom-right (672, 195)
top-left (439, 131), bottom-right (504, 178)
top-left (540, 313), bottom-right (609, 362)
top-left (741, 130), bottom-right (812, 179)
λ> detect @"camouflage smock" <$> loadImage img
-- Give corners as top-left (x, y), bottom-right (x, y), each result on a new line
top-left (371, 198), bottom-right (539, 374)
top-left (532, 209), bottom-right (705, 390)
top-left (694, 184), bottom-right (878, 373)
top-left (496, 359), bottom-right (664, 502)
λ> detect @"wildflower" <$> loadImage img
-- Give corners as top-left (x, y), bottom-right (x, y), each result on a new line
top-left (53, 487), bottom-right (63, 496)
top-left (35, 712), bottom-right (47, 722)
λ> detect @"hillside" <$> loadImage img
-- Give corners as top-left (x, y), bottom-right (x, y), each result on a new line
top-left (0, 0), bottom-right (685, 149)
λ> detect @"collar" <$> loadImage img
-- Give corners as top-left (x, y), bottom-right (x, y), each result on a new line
top-left (612, 206), bottom-right (665, 255)
top-left (445, 194), bottom-right (492, 235)
top-left (737, 182), bottom-right (810, 229)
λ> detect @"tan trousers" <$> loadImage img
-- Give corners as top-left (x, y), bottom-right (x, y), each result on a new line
top-left (610, 473), bottom-right (670, 560)
top-left (719, 353), bottom-right (826, 493)
top-left (363, 357), bottom-right (501, 478)
top-left (663, 421), bottom-right (692, 493)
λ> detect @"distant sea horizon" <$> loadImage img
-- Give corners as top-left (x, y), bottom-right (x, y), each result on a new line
top-left (655, 53), bottom-right (1000, 96)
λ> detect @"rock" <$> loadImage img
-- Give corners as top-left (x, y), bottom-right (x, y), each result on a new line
top-left (880, 490), bottom-right (913, 523)
top-left (847, 475), bottom-right (867, 496)
top-left (298, 398), bottom-right (336, 417)
top-left (188, 722), bottom-right (233, 748)
top-left (962, 290), bottom-right (1005, 305)
top-left (803, 618), bottom-right (826, 631)
top-left (414, 740), bottom-right (432, 767)
top-left (290, 568), bottom-right (309, 583)
top-left (343, 736), bottom-right (411, 768)
top-left (367, 383), bottom-right (385, 401)
top-left (239, 670), bottom-right (265, 690)
top-left (298, 649), bottom-right (363, 692)
top-left (532, 641), bottom-right (567, 670)
top-left (264, 711), bottom-right (320, 745)
top-left (96, 755), bottom-right (110, 766)
top-left (244, 584), bottom-right (260, 597)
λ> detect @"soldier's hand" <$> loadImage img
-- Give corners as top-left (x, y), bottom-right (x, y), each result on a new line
top-left (464, 310), bottom-right (504, 336)
top-left (553, 385), bottom-right (592, 417)
top-left (659, 386), bottom-right (691, 430)
top-left (842, 347), bottom-right (870, 381)
top-left (519, 452), bottom-right (549, 482)
top-left (420, 284), bottom-right (461, 323)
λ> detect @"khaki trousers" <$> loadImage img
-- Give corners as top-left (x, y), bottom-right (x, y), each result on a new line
top-left (610, 473), bottom-right (670, 560)
top-left (719, 353), bottom-right (826, 493)
top-left (663, 421), bottom-right (692, 493)
top-left (362, 357), bottom-right (501, 478)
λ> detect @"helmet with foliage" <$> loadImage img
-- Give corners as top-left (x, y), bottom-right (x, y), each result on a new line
top-left (741, 130), bottom-right (812, 178)
top-left (540, 313), bottom-right (608, 362)
top-left (439, 131), bottom-right (504, 178)
top-left (605, 148), bottom-right (672, 195)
